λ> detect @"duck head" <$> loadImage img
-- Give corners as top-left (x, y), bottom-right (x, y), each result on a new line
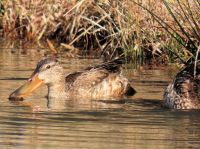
top-left (9, 57), bottom-right (63, 100)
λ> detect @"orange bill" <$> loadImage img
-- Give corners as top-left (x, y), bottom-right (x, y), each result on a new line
top-left (9, 74), bottom-right (43, 100)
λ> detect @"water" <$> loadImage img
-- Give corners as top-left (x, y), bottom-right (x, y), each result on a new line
top-left (0, 40), bottom-right (200, 149)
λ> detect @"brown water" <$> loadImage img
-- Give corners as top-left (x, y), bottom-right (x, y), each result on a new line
top-left (0, 40), bottom-right (200, 149)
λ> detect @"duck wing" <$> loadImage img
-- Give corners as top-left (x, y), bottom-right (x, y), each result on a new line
top-left (65, 68), bottom-right (109, 89)
top-left (174, 68), bottom-right (200, 103)
top-left (84, 58), bottom-right (123, 73)
top-left (64, 58), bottom-right (135, 98)
top-left (65, 58), bottom-right (123, 89)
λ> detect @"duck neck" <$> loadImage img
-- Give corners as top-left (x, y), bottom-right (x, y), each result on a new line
top-left (46, 77), bottom-right (67, 109)
top-left (48, 83), bottom-right (66, 99)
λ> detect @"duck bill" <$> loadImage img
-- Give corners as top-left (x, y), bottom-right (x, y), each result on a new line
top-left (9, 74), bottom-right (43, 100)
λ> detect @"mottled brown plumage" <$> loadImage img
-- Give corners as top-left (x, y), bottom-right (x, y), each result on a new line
top-left (64, 58), bottom-right (135, 99)
top-left (163, 61), bottom-right (200, 109)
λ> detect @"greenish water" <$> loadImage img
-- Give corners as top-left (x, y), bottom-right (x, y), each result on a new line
top-left (0, 40), bottom-right (200, 149)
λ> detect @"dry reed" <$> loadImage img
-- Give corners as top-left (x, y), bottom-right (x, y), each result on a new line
top-left (1, 0), bottom-right (199, 64)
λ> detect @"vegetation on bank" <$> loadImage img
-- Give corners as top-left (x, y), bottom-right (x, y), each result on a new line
top-left (0, 0), bottom-right (199, 65)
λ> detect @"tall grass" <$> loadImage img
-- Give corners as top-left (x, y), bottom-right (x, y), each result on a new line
top-left (0, 0), bottom-right (4, 15)
top-left (131, 0), bottom-right (200, 64)
top-left (1, 0), bottom-right (199, 65)
top-left (1, 0), bottom-right (133, 60)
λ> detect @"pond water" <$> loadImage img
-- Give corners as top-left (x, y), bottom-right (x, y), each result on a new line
top-left (0, 40), bottom-right (200, 149)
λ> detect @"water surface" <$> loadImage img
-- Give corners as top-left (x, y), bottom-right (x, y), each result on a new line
top-left (0, 40), bottom-right (200, 149)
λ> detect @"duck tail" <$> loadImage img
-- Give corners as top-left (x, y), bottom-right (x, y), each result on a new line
top-left (124, 84), bottom-right (136, 96)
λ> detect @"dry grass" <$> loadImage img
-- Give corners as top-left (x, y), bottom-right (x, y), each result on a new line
top-left (126, 0), bottom-right (200, 62)
top-left (128, 0), bottom-right (199, 64)
top-left (1, 0), bottom-right (132, 60)
top-left (0, 0), bottom-right (199, 64)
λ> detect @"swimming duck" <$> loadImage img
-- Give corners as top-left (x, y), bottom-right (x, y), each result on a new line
top-left (163, 61), bottom-right (200, 109)
top-left (9, 57), bottom-right (135, 103)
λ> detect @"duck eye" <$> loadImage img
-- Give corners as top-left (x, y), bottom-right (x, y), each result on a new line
top-left (46, 65), bottom-right (51, 69)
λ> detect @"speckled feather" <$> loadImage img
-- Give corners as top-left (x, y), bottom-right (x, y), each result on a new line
top-left (163, 62), bottom-right (200, 109)
top-left (64, 58), bottom-right (135, 99)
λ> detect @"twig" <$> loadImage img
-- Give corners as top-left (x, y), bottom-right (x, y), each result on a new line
top-left (81, 16), bottom-right (107, 31)
top-left (63, 0), bottom-right (85, 17)
top-left (194, 45), bottom-right (200, 77)
top-left (69, 14), bottom-right (109, 45)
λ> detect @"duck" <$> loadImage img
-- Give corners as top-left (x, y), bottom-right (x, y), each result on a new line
top-left (9, 57), bottom-right (136, 105)
top-left (163, 61), bottom-right (200, 109)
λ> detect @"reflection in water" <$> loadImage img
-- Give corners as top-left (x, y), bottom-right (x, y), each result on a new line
top-left (0, 41), bottom-right (200, 148)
